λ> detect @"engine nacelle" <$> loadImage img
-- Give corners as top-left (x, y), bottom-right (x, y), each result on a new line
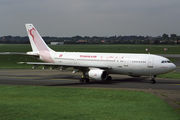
top-left (88, 69), bottom-right (107, 80)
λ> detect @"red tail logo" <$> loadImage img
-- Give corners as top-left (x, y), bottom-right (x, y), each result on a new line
top-left (28, 27), bottom-right (36, 43)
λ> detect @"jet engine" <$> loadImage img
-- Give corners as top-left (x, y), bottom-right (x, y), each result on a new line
top-left (88, 69), bottom-right (107, 80)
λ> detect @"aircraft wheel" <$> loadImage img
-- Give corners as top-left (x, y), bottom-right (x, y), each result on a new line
top-left (150, 80), bottom-right (156, 84)
top-left (79, 78), bottom-right (84, 83)
top-left (85, 78), bottom-right (90, 83)
top-left (106, 76), bottom-right (112, 81)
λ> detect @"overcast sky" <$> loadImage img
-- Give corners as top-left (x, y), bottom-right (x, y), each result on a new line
top-left (0, 0), bottom-right (180, 37)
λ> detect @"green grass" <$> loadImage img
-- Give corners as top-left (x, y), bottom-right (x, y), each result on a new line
top-left (0, 44), bottom-right (38, 69)
top-left (0, 44), bottom-right (180, 54)
top-left (0, 44), bottom-right (31, 52)
top-left (51, 44), bottom-right (180, 54)
top-left (158, 72), bottom-right (180, 79)
top-left (169, 58), bottom-right (179, 63)
top-left (0, 55), bottom-right (37, 69)
top-left (0, 85), bottom-right (179, 120)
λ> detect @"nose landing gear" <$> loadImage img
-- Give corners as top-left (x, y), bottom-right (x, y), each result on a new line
top-left (150, 75), bottom-right (156, 84)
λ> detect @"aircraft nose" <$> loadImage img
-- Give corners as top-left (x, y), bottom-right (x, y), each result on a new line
top-left (170, 63), bottom-right (176, 70)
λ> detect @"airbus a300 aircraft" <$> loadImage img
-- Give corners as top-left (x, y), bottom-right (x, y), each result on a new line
top-left (4, 24), bottom-right (177, 84)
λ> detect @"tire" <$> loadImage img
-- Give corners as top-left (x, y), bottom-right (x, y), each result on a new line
top-left (106, 76), bottom-right (112, 81)
top-left (79, 78), bottom-right (84, 83)
top-left (150, 80), bottom-right (155, 84)
top-left (85, 78), bottom-right (90, 83)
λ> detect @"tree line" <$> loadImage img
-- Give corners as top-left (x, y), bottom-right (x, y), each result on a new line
top-left (0, 33), bottom-right (180, 44)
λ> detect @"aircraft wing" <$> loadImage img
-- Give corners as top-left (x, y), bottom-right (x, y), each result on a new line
top-left (19, 62), bottom-right (112, 69)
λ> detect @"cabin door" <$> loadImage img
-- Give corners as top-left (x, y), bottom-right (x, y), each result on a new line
top-left (148, 57), bottom-right (154, 68)
top-left (123, 56), bottom-right (130, 67)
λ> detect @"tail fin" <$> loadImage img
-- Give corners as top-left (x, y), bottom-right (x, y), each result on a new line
top-left (25, 24), bottom-right (54, 53)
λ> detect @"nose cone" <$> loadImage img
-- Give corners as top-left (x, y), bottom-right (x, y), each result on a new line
top-left (170, 63), bottom-right (176, 71)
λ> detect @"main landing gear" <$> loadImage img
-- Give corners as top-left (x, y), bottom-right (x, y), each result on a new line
top-left (79, 71), bottom-right (90, 83)
top-left (79, 76), bottom-right (90, 83)
top-left (150, 75), bottom-right (156, 84)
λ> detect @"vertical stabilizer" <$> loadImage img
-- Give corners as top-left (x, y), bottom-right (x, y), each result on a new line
top-left (25, 24), bottom-right (54, 52)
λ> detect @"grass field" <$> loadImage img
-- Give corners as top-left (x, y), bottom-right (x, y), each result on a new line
top-left (1, 44), bottom-right (180, 53)
top-left (0, 85), bottom-right (179, 120)
top-left (158, 72), bottom-right (180, 79)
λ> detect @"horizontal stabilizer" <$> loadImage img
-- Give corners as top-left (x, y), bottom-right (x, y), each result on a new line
top-left (0, 52), bottom-right (39, 56)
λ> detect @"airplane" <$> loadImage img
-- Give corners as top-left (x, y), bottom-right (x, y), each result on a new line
top-left (2, 24), bottom-right (177, 84)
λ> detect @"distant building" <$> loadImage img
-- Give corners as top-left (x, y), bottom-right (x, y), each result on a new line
top-left (50, 42), bottom-right (64, 45)
top-left (101, 40), bottom-right (105, 43)
top-left (175, 40), bottom-right (180, 43)
top-left (77, 40), bottom-right (88, 43)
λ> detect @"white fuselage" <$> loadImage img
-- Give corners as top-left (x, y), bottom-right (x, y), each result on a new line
top-left (42, 52), bottom-right (176, 76)
top-left (24, 24), bottom-right (177, 83)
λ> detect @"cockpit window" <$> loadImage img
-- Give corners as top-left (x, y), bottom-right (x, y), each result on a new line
top-left (161, 60), bottom-right (171, 63)
top-left (167, 61), bottom-right (171, 63)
